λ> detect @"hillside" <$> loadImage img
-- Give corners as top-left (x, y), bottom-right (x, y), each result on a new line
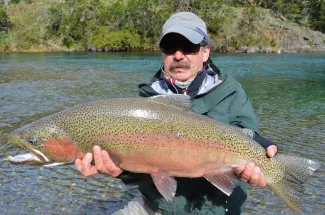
top-left (248, 9), bottom-right (325, 53)
top-left (0, 0), bottom-right (324, 53)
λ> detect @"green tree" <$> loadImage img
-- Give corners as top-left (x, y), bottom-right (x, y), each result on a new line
top-left (47, 0), bottom-right (104, 48)
top-left (0, 7), bottom-right (12, 33)
top-left (10, 0), bottom-right (21, 4)
top-left (93, 0), bottom-right (170, 50)
top-left (236, 5), bottom-right (269, 48)
top-left (0, 6), bottom-right (11, 51)
top-left (306, 0), bottom-right (325, 32)
top-left (92, 27), bottom-right (141, 51)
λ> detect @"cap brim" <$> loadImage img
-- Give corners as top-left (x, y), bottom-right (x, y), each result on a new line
top-left (159, 25), bottom-right (204, 45)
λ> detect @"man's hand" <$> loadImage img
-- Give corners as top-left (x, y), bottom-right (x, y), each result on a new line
top-left (234, 145), bottom-right (278, 187)
top-left (74, 145), bottom-right (123, 177)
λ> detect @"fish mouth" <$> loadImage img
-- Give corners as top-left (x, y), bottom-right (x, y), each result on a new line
top-left (7, 146), bottom-right (51, 165)
top-left (7, 133), bottom-right (51, 165)
top-left (7, 152), bottom-right (43, 165)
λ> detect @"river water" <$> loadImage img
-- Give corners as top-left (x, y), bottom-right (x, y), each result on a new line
top-left (0, 52), bottom-right (324, 215)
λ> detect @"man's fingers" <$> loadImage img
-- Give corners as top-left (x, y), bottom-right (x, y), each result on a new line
top-left (81, 153), bottom-right (93, 170)
top-left (258, 177), bottom-right (267, 187)
top-left (101, 150), bottom-right (123, 177)
top-left (240, 162), bottom-right (255, 182)
top-left (266, 145), bottom-right (278, 158)
top-left (75, 146), bottom-right (123, 177)
top-left (81, 153), bottom-right (97, 176)
top-left (74, 158), bottom-right (82, 172)
top-left (101, 150), bottom-right (111, 165)
top-left (248, 167), bottom-right (261, 186)
top-left (234, 165), bottom-right (245, 176)
top-left (93, 145), bottom-right (104, 171)
top-left (102, 150), bottom-right (118, 176)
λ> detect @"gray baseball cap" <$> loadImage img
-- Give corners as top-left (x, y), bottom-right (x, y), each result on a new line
top-left (159, 12), bottom-right (208, 46)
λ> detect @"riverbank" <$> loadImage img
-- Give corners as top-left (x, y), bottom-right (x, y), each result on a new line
top-left (1, 1), bottom-right (325, 53)
top-left (2, 27), bottom-right (324, 54)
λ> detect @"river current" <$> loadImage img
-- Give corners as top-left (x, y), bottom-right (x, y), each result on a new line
top-left (0, 52), bottom-right (324, 215)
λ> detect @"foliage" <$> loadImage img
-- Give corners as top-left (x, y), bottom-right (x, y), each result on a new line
top-left (0, 32), bottom-right (10, 51)
top-left (240, 0), bottom-right (325, 33)
top-left (92, 27), bottom-right (142, 51)
top-left (1, 0), bottom-right (325, 52)
top-left (46, 0), bottom-right (104, 48)
top-left (5, 1), bottom-right (49, 50)
top-left (307, 0), bottom-right (325, 32)
top-left (0, 8), bottom-right (12, 33)
top-left (96, 0), bottom-right (169, 47)
top-left (236, 5), bottom-right (269, 48)
top-left (10, 0), bottom-right (22, 4)
top-left (276, 1), bottom-right (303, 21)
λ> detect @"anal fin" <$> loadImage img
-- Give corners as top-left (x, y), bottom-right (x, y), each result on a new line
top-left (151, 171), bottom-right (177, 201)
top-left (204, 168), bottom-right (241, 196)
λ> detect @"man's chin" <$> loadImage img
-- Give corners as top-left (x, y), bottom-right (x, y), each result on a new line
top-left (171, 75), bottom-right (191, 82)
top-left (169, 71), bottom-right (192, 81)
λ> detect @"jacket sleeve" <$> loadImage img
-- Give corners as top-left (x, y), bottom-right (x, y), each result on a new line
top-left (228, 85), bottom-right (260, 133)
top-left (228, 86), bottom-right (277, 150)
top-left (116, 172), bottom-right (153, 185)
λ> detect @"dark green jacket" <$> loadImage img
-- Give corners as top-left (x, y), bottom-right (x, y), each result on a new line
top-left (135, 60), bottom-right (259, 215)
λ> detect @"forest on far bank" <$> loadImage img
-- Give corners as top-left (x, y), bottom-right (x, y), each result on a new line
top-left (0, 0), bottom-right (324, 52)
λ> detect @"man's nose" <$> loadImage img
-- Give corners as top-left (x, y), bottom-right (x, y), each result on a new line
top-left (173, 49), bottom-right (185, 60)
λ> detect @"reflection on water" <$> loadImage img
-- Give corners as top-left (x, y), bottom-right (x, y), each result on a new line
top-left (1, 52), bottom-right (324, 215)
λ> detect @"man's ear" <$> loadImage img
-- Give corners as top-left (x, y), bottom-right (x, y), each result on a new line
top-left (202, 46), bottom-right (210, 62)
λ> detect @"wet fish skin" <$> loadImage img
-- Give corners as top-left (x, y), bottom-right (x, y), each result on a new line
top-left (6, 95), bottom-right (320, 212)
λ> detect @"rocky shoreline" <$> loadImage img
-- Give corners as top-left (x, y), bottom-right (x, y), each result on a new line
top-left (237, 11), bottom-right (325, 54)
top-left (234, 28), bottom-right (325, 54)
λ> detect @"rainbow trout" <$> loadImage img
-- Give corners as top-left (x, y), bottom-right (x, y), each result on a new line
top-left (7, 95), bottom-right (320, 212)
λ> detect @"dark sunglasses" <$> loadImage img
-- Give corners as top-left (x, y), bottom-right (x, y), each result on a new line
top-left (160, 40), bottom-right (201, 55)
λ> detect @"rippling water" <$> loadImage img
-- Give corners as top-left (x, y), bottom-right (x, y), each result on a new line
top-left (0, 52), bottom-right (324, 215)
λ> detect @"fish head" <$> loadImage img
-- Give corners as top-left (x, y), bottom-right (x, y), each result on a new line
top-left (7, 120), bottom-right (78, 166)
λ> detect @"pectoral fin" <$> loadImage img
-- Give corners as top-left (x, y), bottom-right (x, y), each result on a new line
top-left (204, 168), bottom-right (241, 196)
top-left (151, 172), bottom-right (177, 201)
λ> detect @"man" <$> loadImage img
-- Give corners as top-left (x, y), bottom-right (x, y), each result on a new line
top-left (75, 12), bottom-right (277, 215)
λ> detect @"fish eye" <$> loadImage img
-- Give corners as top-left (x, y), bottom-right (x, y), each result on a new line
top-left (27, 136), bottom-right (38, 145)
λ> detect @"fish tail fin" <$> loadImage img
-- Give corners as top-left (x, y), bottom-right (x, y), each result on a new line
top-left (267, 154), bottom-right (320, 212)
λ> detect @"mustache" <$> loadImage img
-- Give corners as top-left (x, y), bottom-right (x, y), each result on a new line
top-left (169, 61), bottom-right (190, 71)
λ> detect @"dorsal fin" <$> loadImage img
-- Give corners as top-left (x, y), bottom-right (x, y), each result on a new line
top-left (149, 95), bottom-right (191, 110)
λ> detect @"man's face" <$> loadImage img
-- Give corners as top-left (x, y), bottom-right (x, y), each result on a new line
top-left (160, 33), bottom-right (210, 82)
